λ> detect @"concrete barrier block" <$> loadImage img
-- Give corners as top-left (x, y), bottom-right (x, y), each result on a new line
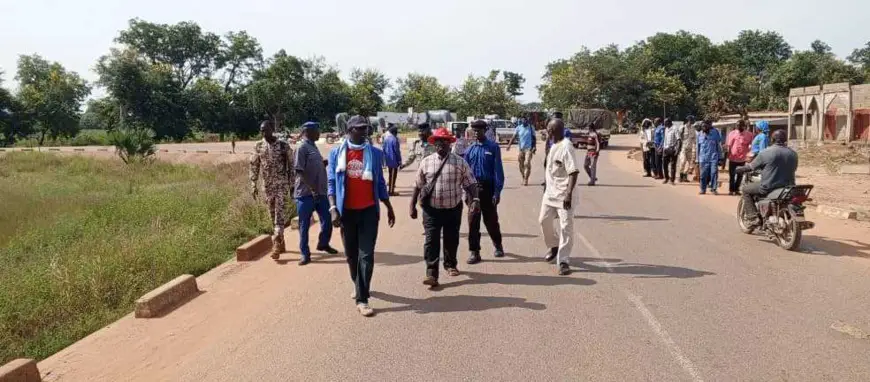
top-left (20, 148), bottom-right (33, 152)
top-left (235, 235), bottom-right (272, 261)
top-left (73, 148), bottom-right (85, 152)
top-left (196, 150), bottom-right (209, 154)
top-left (134, 275), bottom-right (199, 318)
top-left (0, 359), bottom-right (40, 382)
top-left (97, 148), bottom-right (109, 152)
top-left (48, 148), bottom-right (60, 152)
top-left (839, 164), bottom-right (870, 175)
top-left (817, 205), bottom-right (858, 220)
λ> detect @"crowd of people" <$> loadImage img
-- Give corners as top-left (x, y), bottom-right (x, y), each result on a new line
top-left (248, 115), bottom-right (596, 317)
top-left (638, 116), bottom-right (772, 196)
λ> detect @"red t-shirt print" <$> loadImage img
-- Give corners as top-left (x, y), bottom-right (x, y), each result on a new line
top-left (344, 149), bottom-right (375, 210)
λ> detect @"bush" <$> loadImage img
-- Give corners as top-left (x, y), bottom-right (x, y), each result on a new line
top-left (108, 128), bottom-right (156, 164)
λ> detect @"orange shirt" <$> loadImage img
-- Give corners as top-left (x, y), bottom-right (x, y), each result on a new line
top-left (344, 149), bottom-right (375, 210)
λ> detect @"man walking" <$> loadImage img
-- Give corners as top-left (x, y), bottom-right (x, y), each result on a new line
top-left (725, 119), bottom-right (755, 195)
top-left (584, 122), bottom-right (601, 186)
top-left (697, 120), bottom-right (723, 195)
top-left (661, 118), bottom-right (681, 185)
top-left (464, 119), bottom-right (505, 265)
top-left (382, 123), bottom-right (402, 196)
top-left (540, 118), bottom-right (580, 276)
top-left (677, 115), bottom-right (697, 182)
top-left (410, 127), bottom-right (479, 288)
top-left (401, 123), bottom-right (435, 169)
top-left (506, 116), bottom-right (537, 186)
top-left (653, 117), bottom-right (665, 179)
top-left (327, 116), bottom-right (396, 317)
top-left (294, 122), bottom-right (337, 265)
top-left (250, 120), bottom-right (295, 259)
top-left (639, 118), bottom-right (655, 177)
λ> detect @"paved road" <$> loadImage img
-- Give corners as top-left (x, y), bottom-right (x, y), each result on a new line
top-left (40, 136), bottom-right (870, 381)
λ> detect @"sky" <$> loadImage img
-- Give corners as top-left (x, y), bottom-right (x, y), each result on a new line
top-left (1, 0), bottom-right (868, 103)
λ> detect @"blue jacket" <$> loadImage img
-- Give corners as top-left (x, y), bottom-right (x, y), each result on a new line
top-left (654, 125), bottom-right (665, 148)
top-left (751, 133), bottom-right (769, 155)
top-left (327, 145), bottom-right (390, 216)
top-left (696, 129), bottom-right (723, 163)
top-left (382, 133), bottom-right (401, 168)
top-left (464, 139), bottom-right (505, 197)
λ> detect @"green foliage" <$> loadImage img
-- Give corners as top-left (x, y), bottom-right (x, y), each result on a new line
top-left (0, 153), bottom-right (273, 363)
top-left (349, 68), bottom-right (389, 116)
top-left (770, 42), bottom-right (865, 95)
top-left (390, 73), bottom-right (454, 112)
top-left (697, 64), bottom-right (755, 119)
top-left (454, 70), bottom-right (522, 118)
top-left (848, 41), bottom-right (870, 78)
top-left (15, 54), bottom-right (91, 145)
top-left (108, 128), bottom-right (157, 164)
top-left (79, 98), bottom-right (120, 132)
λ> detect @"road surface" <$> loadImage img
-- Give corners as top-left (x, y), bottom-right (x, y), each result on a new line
top-left (39, 135), bottom-right (870, 381)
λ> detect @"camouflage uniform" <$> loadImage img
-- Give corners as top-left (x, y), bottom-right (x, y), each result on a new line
top-left (401, 139), bottom-right (437, 168)
top-left (250, 138), bottom-right (295, 252)
top-left (677, 122), bottom-right (699, 180)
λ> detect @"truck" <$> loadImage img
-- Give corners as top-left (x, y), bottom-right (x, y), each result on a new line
top-left (563, 109), bottom-right (615, 149)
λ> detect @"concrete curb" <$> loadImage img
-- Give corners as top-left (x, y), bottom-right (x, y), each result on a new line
top-left (235, 234), bottom-right (272, 261)
top-left (0, 359), bottom-right (41, 382)
top-left (134, 275), bottom-right (199, 318)
top-left (816, 205), bottom-right (858, 220)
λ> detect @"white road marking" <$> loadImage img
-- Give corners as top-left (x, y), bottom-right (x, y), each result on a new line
top-left (577, 232), bottom-right (705, 382)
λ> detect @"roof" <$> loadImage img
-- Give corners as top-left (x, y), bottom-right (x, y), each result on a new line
top-left (720, 112), bottom-right (789, 120)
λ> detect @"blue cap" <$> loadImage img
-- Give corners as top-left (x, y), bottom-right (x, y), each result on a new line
top-left (347, 115), bottom-right (369, 129)
top-left (755, 120), bottom-right (769, 133)
top-left (301, 121), bottom-right (320, 130)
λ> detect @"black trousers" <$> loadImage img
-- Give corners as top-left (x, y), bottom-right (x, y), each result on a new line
top-left (423, 203), bottom-right (462, 279)
top-left (729, 160), bottom-right (746, 192)
top-left (468, 182), bottom-right (504, 252)
top-left (654, 150), bottom-right (664, 177)
top-left (741, 182), bottom-right (764, 217)
top-left (341, 206), bottom-right (379, 304)
top-left (642, 150), bottom-right (654, 175)
top-left (662, 152), bottom-right (678, 181)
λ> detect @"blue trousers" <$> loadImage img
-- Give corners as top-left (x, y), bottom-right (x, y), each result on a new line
top-left (699, 161), bottom-right (719, 192)
top-left (296, 195), bottom-right (333, 257)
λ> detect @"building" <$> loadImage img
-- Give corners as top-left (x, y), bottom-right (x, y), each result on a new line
top-left (715, 112), bottom-right (789, 133)
top-left (788, 83), bottom-right (870, 143)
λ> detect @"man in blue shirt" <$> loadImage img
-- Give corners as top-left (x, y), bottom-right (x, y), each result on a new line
top-left (653, 117), bottom-right (665, 179)
top-left (464, 119), bottom-right (506, 265)
top-left (506, 117), bottom-right (537, 186)
top-left (696, 120), bottom-right (723, 195)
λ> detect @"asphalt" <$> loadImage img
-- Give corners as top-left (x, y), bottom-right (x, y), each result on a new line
top-left (38, 135), bottom-right (870, 381)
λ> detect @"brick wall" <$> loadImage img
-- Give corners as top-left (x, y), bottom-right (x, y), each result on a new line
top-left (851, 84), bottom-right (870, 110)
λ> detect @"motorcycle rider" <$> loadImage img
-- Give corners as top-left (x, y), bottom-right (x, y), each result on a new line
top-left (736, 129), bottom-right (798, 226)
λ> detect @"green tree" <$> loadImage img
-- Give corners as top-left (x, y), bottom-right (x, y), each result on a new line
top-left (502, 71), bottom-right (526, 97)
top-left (79, 98), bottom-right (121, 131)
top-left (390, 73), bottom-right (454, 112)
top-left (216, 31), bottom-right (263, 91)
top-left (454, 70), bottom-right (522, 118)
top-left (348, 68), bottom-right (389, 116)
top-left (697, 64), bottom-right (755, 119)
top-left (847, 41), bottom-right (870, 78)
top-left (187, 78), bottom-right (232, 139)
top-left (0, 74), bottom-right (31, 146)
top-left (246, 50), bottom-right (313, 129)
top-left (721, 30), bottom-right (792, 79)
top-left (15, 54), bottom-right (91, 145)
top-left (770, 43), bottom-right (865, 95)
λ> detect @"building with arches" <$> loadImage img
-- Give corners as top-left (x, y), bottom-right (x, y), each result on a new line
top-left (788, 83), bottom-right (870, 144)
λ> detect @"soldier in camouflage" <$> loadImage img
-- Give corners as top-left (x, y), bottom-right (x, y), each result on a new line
top-left (400, 123), bottom-right (436, 169)
top-left (249, 120), bottom-right (296, 258)
top-left (677, 117), bottom-right (699, 183)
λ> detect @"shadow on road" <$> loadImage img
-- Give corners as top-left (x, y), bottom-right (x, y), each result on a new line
top-left (574, 214), bottom-right (668, 222)
top-left (603, 144), bottom-right (635, 152)
top-left (574, 259), bottom-right (715, 279)
top-left (801, 236), bottom-right (870, 258)
top-left (584, 184), bottom-right (653, 188)
top-left (275, 251), bottom-right (421, 266)
top-left (459, 232), bottom-right (539, 239)
top-left (438, 271), bottom-right (597, 289)
top-left (500, 253), bottom-right (622, 264)
top-left (371, 292), bottom-right (546, 314)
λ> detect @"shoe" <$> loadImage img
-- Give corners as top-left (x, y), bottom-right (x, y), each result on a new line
top-left (669, 180), bottom-right (675, 185)
top-left (447, 268), bottom-right (460, 277)
top-left (734, 191), bottom-right (741, 196)
top-left (587, 181), bottom-right (596, 186)
top-left (699, 191), bottom-right (706, 195)
top-left (356, 303), bottom-right (375, 317)
top-left (643, 174), bottom-right (652, 177)
top-left (662, 179), bottom-right (669, 184)
top-left (270, 239), bottom-right (284, 260)
top-left (423, 276), bottom-right (439, 288)
top-left (351, 291), bottom-right (357, 300)
top-left (298, 255), bottom-right (311, 266)
top-left (467, 251), bottom-right (482, 264)
top-left (545, 247), bottom-right (557, 263)
top-left (493, 249), bottom-right (505, 258)
top-left (712, 190), bottom-right (719, 196)
top-left (558, 263), bottom-right (571, 275)
top-left (317, 245), bottom-right (339, 255)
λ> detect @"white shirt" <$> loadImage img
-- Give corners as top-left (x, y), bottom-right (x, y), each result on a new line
top-left (663, 126), bottom-right (680, 150)
top-left (543, 138), bottom-right (580, 208)
top-left (640, 128), bottom-right (654, 152)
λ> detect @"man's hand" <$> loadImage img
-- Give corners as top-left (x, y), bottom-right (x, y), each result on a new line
top-left (531, 147), bottom-right (537, 154)
top-left (409, 205), bottom-right (418, 220)
top-left (470, 200), bottom-right (481, 215)
top-left (387, 206), bottom-right (396, 227)
top-left (330, 207), bottom-right (341, 227)
top-left (563, 193), bottom-right (573, 210)
top-left (493, 195), bottom-right (500, 206)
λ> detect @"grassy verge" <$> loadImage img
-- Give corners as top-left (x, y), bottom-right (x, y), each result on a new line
top-left (0, 152), bottom-right (291, 364)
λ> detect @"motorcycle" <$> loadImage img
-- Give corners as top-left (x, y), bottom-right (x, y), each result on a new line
top-left (737, 171), bottom-right (815, 251)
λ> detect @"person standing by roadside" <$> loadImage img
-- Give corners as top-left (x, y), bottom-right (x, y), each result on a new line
top-left (382, 123), bottom-right (402, 196)
top-left (677, 115), bottom-right (697, 182)
top-left (410, 127), bottom-right (479, 288)
top-left (452, 122), bottom-right (471, 158)
top-left (696, 119), bottom-right (723, 195)
top-left (661, 118), bottom-right (681, 185)
top-left (464, 120), bottom-right (505, 265)
top-left (725, 119), bottom-right (755, 195)
top-left (750, 120), bottom-right (770, 160)
top-left (584, 122), bottom-right (601, 186)
top-left (401, 123), bottom-right (436, 169)
top-left (639, 118), bottom-right (655, 177)
top-left (294, 122), bottom-right (337, 265)
top-left (250, 120), bottom-right (296, 259)
top-left (506, 116), bottom-right (537, 186)
top-left (540, 118), bottom-right (580, 276)
top-left (653, 117), bottom-right (665, 179)
top-left (327, 116), bottom-right (396, 317)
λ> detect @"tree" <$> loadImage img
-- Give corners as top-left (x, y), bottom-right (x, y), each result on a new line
top-left (246, 50), bottom-right (313, 129)
top-left (216, 31), bottom-right (263, 92)
top-left (721, 30), bottom-right (792, 79)
top-left (15, 54), bottom-right (90, 145)
top-left (0, 74), bottom-right (31, 146)
top-left (116, 19), bottom-right (221, 89)
top-left (697, 64), bottom-right (755, 119)
top-left (770, 44), bottom-right (865, 95)
top-left (390, 74), bottom-right (454, 112)
top-left (811, 40), bottom-right (832, 55)
top-left (348, 68), bottom-right (389, 116)
top-left (502, 71), bottom-right (526, 97)
top-left (79, 98), bottom-right (121, 131)
top-left (847, 41), bottom-right (870, 78)
top-left (454, 70), bottom-right (522, 118)
top-left (187, 78), bottom-right (232, 138)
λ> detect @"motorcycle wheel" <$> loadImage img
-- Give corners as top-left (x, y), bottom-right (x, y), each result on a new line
top-left (776, 208), bottom-right (802, 251)
top-left (736, 199), bottom-right (755, 234)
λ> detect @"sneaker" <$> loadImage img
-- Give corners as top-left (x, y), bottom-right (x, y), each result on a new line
top-left (351, 291), bottom-right (357, 300)
top-left (423, 276), bottom-right (439, 287)
top-left (558, 263), bottom-right (571, 275)
top-left (662, 179), bottom-right (669, 184)
top-left (447, 268), bottom-right (460, 277)
top-left (699, 190), bottom-right (706, 195)
top-left (317, 245), bottom-right (339, 255)
top-left (467, 251), bottom-right (482, 264)
top-left (298, 255), bottom-right (311, 266)
top-left (712, 190), bottom-right (719, 196)
top-left (643, 174), bottom-right (652, 177)
top-left (669, 180), bottom-right (676, 185)
top-left (587, 181), bottom-right (596, 186)
top-left (493, 249), bottom-right (505, 258)
top-left (545, 247), bottom-right (557, 263)
top-left (356, 303), bottom-right (375, 317)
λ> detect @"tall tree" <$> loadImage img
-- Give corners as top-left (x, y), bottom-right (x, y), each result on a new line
top-left (847, 41), bottom-right (870, 78)
top-left (0, 74), bottom-right (31, 146)
top-left (390, 74), bottom-right (454, 112)
top-left (79, 98), bottom-right (121, 131)
top-left (187, 78), bottom-right (232, 139)
top-left (502, 71), bottom-right (526, 97)
top-left (770, 43), bottom-right (865, 95)
top-left (348, 68), bottom-right (389, 116)
top-left (246, 50), bottom-right (313, 129)
top-left (15, 54), bottom-right (90, 145)
top-left (216, 31), bottom-right (263, 92)
top-left (721, 30), bottom-right (792, 79)
top-left (697, 64), bottom-right (755, 119)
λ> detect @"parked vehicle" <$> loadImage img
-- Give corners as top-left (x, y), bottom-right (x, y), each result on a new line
top-left (737, 172), bottom-right (815, 251)
top-left (564, 109), bottom-right (614, 149)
